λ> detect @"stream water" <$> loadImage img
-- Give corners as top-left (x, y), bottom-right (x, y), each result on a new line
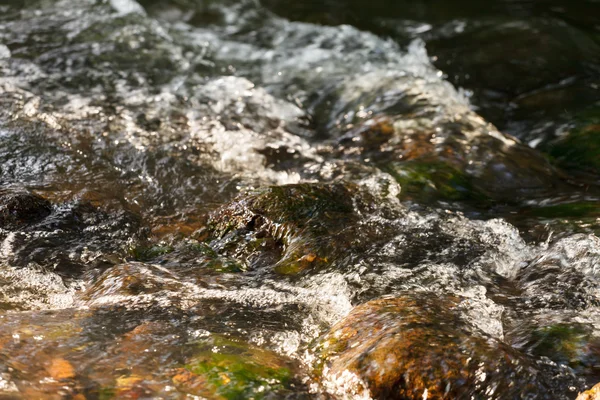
top-left (1, 0), bottom-right (600, 398)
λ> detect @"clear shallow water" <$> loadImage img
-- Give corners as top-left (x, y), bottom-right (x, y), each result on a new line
top-left (0, 0), bottom-right (599, 398)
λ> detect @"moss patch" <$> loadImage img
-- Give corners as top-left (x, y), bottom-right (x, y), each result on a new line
top-left (545, 103), bottom-right (600, 174)
top-left (382, 160), bottom-right (490, 204)
top-left (175, 337), bottom-right (295, 399)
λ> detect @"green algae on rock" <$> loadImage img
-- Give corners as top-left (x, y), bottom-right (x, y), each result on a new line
top-left (526, 323), bottom-right (600, 372)
top-left (526, 201), bottom-right (600, 219)
top-left (207, 183), bottom-right (368, 274)
top-left (175, 336), bottom-right (304, 399)
top-left (544, 103), bottom-right (600, 177)
top-left (382, 160), bottom-right (491, 204)
top-left (334, 112), bottom-right (564, 205)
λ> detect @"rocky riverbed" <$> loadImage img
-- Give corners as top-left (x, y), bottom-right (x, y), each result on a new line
top-left (1, 0), bottom-right (600, 398)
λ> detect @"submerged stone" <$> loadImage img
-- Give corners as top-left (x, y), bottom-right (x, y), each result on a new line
top-left (207, 183), bottom-right (369, 274)
top-left (382, 160), bottom-right (490, 204)
top-left (0, 200), bottom-right (142, 277)
top-left (544, 103), bottom-right (600, 178)
top-left (578, 383), bottom-right (600, 400)
top-left (524, 323), bottom-right (600, 373)
top-left (313, 293), bottom-right (582, 399)
top-left (518, 234), bottom-right (600, 310)
top-left (427, 18), bottom-right (600, 135)
top-left (175, 336), bottom-right (306, 399)
top-left (0, 306), bottom-right (309, 399)
top-left (138, 241), bottom-right (248, 273)
top-left (0, 187), bottom-right (51, 229)
top-left (526, 202), bottom-right (600, 219)
top-left (351, 114), bottom-right (563, 204)
top-left (82, 262), bottom-right (185, 303)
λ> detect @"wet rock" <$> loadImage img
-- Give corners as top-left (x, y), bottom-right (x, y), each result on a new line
top-left (518, 234), bottom-right (600, 310)
top-left (578, 383), bottom-right (600, 400)
top-left (382, 159), bottom-right (490, 204)
top-left (543, 103), bottom-right (600, 178)
top-left (175, 335), bottom-right (307, 399)
top-left (206, 181), bottom-right (539, 298)
top-left (517, 321), bottom-right (600, 376)
top-left (427, 19), bottom-right (600, 135)
top-left (0, 200), bottom-right (141, 274)
top-left (524, 201), bottom-right (600, 220)
top-left (132, 240), bottom-right (247, 273)
top-left (0, 303), bottom-right (311, 399)
top-left (0, 199), bottom-right (143, 311)
top-left (337, 110), bottom-right (564, 204)
top-left (208, 183), bottom-right (370, 274)
top-left (507, 199), bottom-right (600, 244)
top-left (313, 293), bottom-right (583, 399)
top-left (0, 187), bottom-right (51, 229)
top-left (0, 309), bottom-right (91, 398)
top-left (82, 262), bottom-right (186, 305)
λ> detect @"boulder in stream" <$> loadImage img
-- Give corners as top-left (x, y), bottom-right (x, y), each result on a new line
top-left (0, 187), bottom-right (52, 229)
top-left (313, 293), bottom-right (582, 399)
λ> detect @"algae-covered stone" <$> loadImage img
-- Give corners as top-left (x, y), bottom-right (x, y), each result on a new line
top-left (175, 336), bottom-right (305, 399)
top-left (544, 103), bottom-right (600, 177)
top-left (337, 112), bottom-right (563, 204)
top-left (208, 183), bottom-right (368, 274)
top-left (129, 244), bottom-right (175, 261)
top-left (383, 160), bottom-right (490, 204)
top-left (313, 293), bottom-right (580, 399)
top-left (525, 323), bottom-right (600, 371)
top-left (130, 240), bottom-right (247, 273)
top-left (527, 202), bottom-right (600, 219)
top-left (0, 199), bottom-right (142, 279)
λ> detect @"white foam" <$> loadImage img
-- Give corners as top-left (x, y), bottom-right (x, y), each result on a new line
top-left (109, 0), bottom-right (145, 15)
top-left (0, 45), bottom-right (11, 60)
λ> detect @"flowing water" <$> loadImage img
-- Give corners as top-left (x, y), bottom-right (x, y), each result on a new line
top-left (0, 0), bottom-right (600, 398)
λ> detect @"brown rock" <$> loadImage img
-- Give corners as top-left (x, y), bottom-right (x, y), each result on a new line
top-left (314, 293), bottom-right (574, 399)
top-left (46, 358), bottom-right (76, 380)
top-left (578, 383), bottom-right (600, 400)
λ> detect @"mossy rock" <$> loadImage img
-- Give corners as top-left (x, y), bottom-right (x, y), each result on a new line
top-left (545, 103), bottom-right (600, 175)
top-left (382, 160), bottom-right (490, 204)
top-left (129, 243), bottom-right (175, 261)
top-left (341, 114), bottom-right (562, 204)
top-left (313, 293), bottom-right (579, 399)
top-left (207, 183), bottom-right (366, 274)
top-left (209, 183), bottom-right (355, 238)
top-left (174, 336), bottom-right (302, 399)
top-left (513, 201), bottom-right (600, 238)
top-left (528, 323), bottom-right (596, 368)
top-left (132, 241), bottom-right (247, 273)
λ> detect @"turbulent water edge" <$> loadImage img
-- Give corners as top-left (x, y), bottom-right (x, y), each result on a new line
top-left (0, 0), bottom-right (599, 398)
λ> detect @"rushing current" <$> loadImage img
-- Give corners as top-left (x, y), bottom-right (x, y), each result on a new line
top-left (0, 0), bottom-right (599, 398)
